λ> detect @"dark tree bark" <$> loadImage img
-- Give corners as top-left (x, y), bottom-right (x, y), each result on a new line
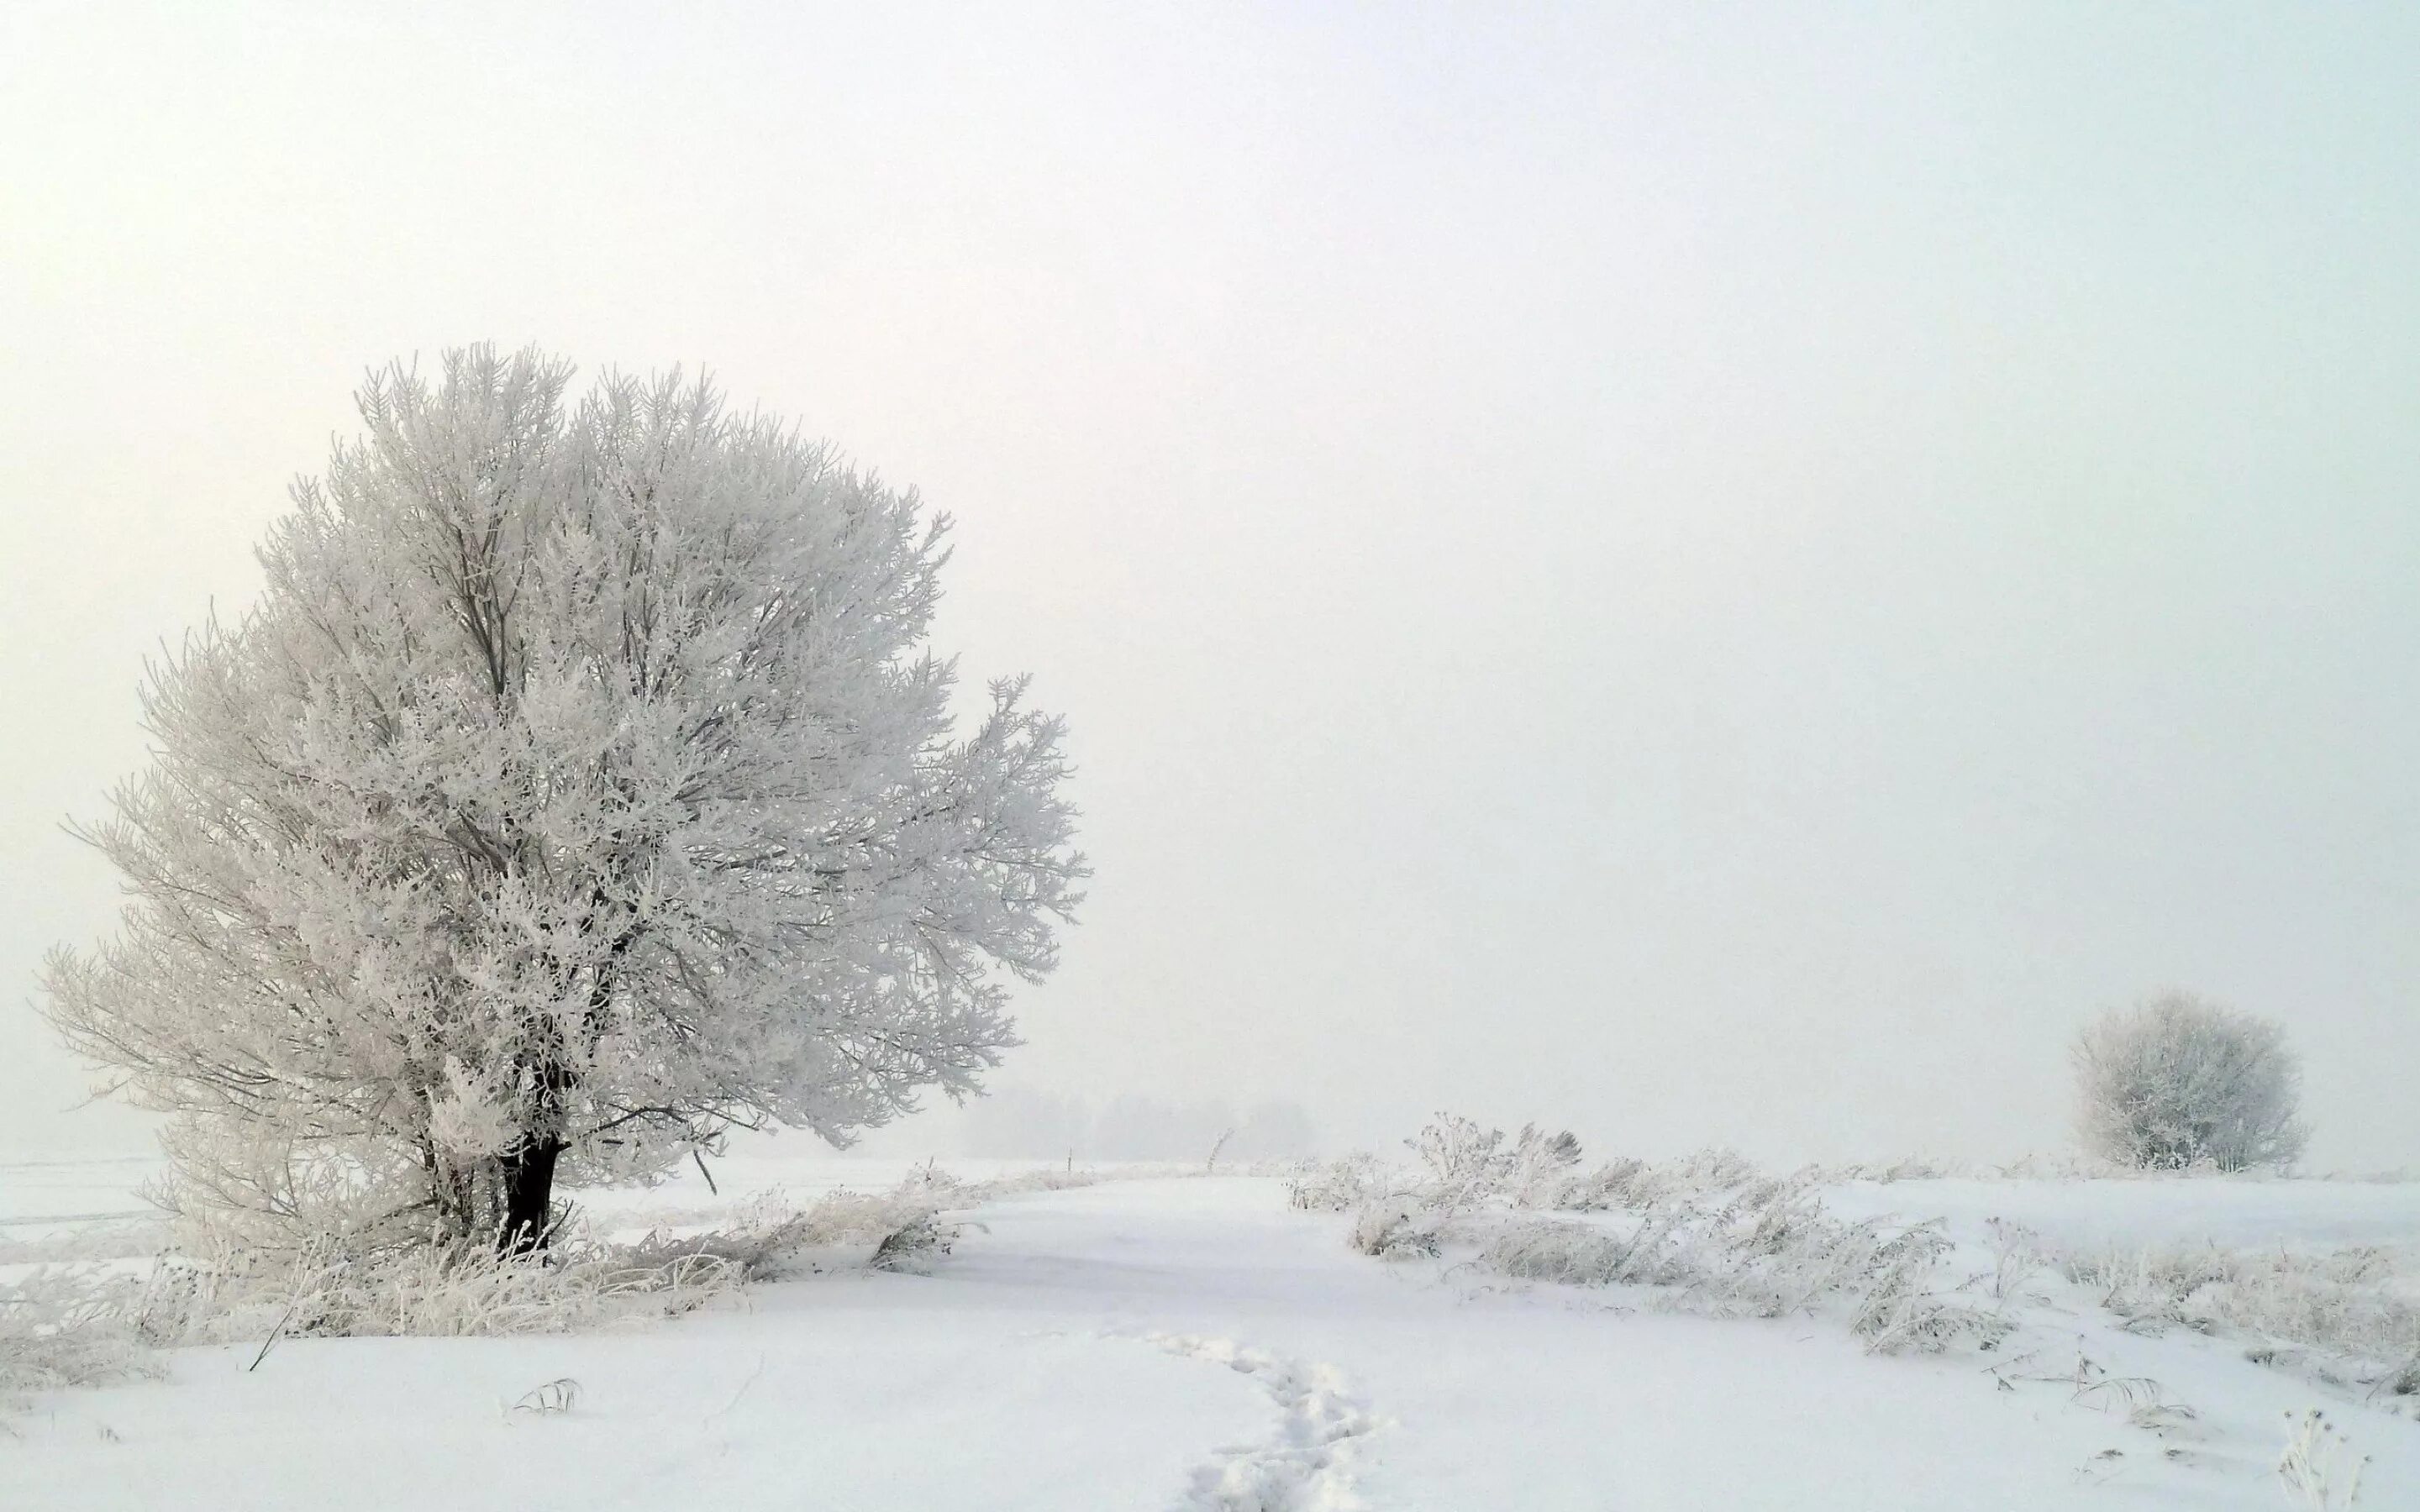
top-left (499, 1136), bottom-right (564, 1255)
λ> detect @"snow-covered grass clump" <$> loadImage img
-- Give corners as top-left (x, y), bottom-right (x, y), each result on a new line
top-left (1807, 1168), bottom-right (2420, 1416)
top-left (3, 1161), bottom-right (1107, 1412)
top-left (2065, 1240), bottom-right (2420, 1410)
top-left (1302, 1116), bottom-right (2420, 1395)
top-left (0, 1268), bottom-right (155, 1408)
top-left (1293, 1116), bottom-right (2008, 1354)
top-left (2277, 1408), bottom-right (2372, 1509)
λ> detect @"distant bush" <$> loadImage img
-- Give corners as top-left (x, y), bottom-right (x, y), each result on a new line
top-left (2072, 991), bottom-right (2308, 1172)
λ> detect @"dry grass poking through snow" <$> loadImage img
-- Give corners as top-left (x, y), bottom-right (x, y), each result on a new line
top-left (2063, 1239), bottom-right (2420, 1414)
top-left (1292, 1116), bottom-right (2010, 1356)
top-left (2277, 1408), bottom-right (2372, 1509)
top-left (0, 1269), bottom-right (157, 1410)
top-left (3, 1163), bottom-right (1107, 1412)
top-left (1297, 1118), bottom-right (2420, 1401)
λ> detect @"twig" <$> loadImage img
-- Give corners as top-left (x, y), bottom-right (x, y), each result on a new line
top-left (511, 1378), bottom-right (581, 1416)
top-left (705, 1352), bottom-right (768, 1424)
top-left (693, 1149), bottom-right (719, 1196)
top-left (248, 1294), bottom-right (302, 1373)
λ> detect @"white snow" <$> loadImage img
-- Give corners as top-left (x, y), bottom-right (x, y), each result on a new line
top-left (1819, 1173), bottom-right (2420, 1252)
top-left (6, 1154), bottom-right (2417, 1509)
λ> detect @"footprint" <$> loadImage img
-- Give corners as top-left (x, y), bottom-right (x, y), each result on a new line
top-left (1134, 1331), bottom-right (1381, 1511)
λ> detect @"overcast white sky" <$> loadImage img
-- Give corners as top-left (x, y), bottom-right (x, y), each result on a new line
top-left (4, 3), bottom-right (2416, 1168)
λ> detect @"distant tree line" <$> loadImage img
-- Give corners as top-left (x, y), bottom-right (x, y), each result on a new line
top-left (956, 1089), bottom-right (1316, 1163)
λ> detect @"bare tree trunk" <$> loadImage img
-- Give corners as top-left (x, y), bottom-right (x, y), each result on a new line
top-left (499, 1137), bottom-right (563, 1255)
top-left (492, 906), bottom-right (629, 1257)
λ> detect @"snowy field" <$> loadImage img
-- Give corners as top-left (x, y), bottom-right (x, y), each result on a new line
top-left (6, 1151), bottom-right (2420, 1509)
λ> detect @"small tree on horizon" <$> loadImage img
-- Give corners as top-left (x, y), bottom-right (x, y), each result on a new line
top-left (44, 345), bottom-right (1085, 1253)
top-left (2070, 990), bottom-right (2307, 1171)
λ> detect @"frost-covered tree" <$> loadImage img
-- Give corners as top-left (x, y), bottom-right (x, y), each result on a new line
top-left (45, 346), bottom-right (1084, 1252)
top-left (2070, 991), bottom-right (2307, 1171)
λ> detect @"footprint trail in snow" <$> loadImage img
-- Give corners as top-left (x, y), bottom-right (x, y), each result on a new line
top-left (1137, 1332), bottom-right (1382, 1512)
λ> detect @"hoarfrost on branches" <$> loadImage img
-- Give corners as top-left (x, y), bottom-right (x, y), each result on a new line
top-left (44, 345), bottom-right (1086, 1253)
top-left (2071, 990), bottom-right (2307, 1173)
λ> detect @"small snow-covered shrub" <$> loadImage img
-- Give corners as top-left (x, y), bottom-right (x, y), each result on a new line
top-left (0, 1269), bottom-right (155, 1408)
top-left (1982, 1218), bottom-right (2051, 1305)
top-left (1288, 1152), bottom-right (1390, 1213)
top-left (1483, 1197), bottom-right (2005, 1355)
top-left (1484, 1215), bottom-right (1694, 1290)
top-left (2277, 1409), bottom-right (2369, 1509)
top-left (1660, 1146), bottom-right (1760, 1191)
top-left (129, 1166), bottom-right (1085, 1352)
top-left (2063, 1241), bottom-right (2420, 1409)
top-left (659, 1163), bottom-right (1101, 1280)
top-left (8, 1162), bottom-right (1113, 1414)
top-left (1395, 1115), bottom-right (1584, 1213)
top-left (869, 1214), bottom-right (976, 1273)
top-left (1549, 1147), bottom-right (1760, 1212)
top-left (1845, 1226), bottom-right (2007, 1355)
top-left (129, 1226), bottom-right (747, 1349)
top-left (1341, 1118), bottom-right (2007, 1356)
top-left (1501, 1126), bottom-right (1585, 1208)
top-left (2072, 991), bottom-right (2307, 1171)
top-left (1549, 1156), bottom-right (1659, 1211)
top-left (1348, 1201), bottom-right (1442, 1259)
top-left (1298, 1128), bottom-right (1590, 1219)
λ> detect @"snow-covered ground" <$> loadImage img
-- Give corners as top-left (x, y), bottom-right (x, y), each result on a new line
top-left (5, 1153), bottom-right (2417, 1509)
top-left (1820, 1173), bottom-right (2420, 1254)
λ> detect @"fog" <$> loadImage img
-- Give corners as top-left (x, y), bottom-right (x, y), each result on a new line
top-left (3, 3), bottom-right (2415, 1169)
